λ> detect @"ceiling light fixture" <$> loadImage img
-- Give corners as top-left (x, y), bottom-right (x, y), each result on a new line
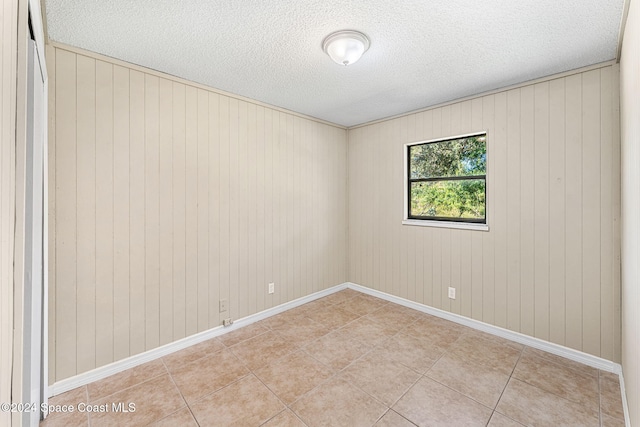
top-left (322, 30), bottom-right (370, 66)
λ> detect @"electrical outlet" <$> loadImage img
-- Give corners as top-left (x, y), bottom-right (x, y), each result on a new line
top-left (222, 318), bottom-right (233, 327)
top-left (448, 287), bottom-right (456, 299)
top-left (219, 299), bottom-right (228, 313)
top-left (268, 282), bottom-right (275, 294)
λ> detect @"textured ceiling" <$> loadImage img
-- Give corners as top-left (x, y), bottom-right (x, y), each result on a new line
top-left (45, 0), bottom-right (624, 127)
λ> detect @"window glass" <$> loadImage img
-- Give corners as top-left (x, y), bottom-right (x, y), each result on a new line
top-left (407, 133), bottom-right (487, 223)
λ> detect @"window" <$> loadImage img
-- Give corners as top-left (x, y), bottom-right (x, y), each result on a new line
top-left (405, 132), bottom-right (487, 228)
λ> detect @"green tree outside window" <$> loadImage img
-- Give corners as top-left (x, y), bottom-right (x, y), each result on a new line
top-left (408, 134), bottom-right (486, 223)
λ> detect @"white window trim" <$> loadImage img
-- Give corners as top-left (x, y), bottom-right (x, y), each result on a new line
top-left (403, 131), bottom-right (489, 232)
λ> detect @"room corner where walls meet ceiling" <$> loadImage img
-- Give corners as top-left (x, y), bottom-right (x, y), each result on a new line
top-left (44, 0), bottom-right (625, 127)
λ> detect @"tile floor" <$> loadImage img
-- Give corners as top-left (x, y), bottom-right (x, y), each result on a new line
top-left (42, 289), bottom-right (626, 427)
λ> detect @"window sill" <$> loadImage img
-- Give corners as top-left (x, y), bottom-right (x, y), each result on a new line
top-left (402, 219), bottom-right (489, 232)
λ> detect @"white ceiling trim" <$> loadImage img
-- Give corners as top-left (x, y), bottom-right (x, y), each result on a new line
top-left (44, 0), bottom-right (625, 127)
top-left (48, 41), bottom-right (348, 130)
top-left (349, 59), bottom-right (618, 130)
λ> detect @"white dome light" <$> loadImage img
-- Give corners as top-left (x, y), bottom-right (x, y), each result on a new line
top-left (322, 30), bottom-right (370, 66)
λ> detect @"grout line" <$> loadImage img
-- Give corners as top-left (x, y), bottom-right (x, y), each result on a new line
top-left (598, 371), bottom-right (603, 427)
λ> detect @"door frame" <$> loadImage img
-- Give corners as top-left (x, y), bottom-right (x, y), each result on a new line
top-left (23, 1), bottom-right (48, 424)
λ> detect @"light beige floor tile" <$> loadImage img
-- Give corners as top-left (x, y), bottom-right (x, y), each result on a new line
top-left (513, 352), bottom-right (599, 410)
top-left (169, 348), bottom-right (249, 403)
top-left (290, 376), bottom-right (387, 427)
top-left (262, 409), bottom-right (308, 427)
top-left (427, 353), bottom-right (510, 408)
top-left (41, 410), bottom-right (89, 427)
top-left (306, 305), bottom-right (361, 329)
top-left (465, 329), bottom-right (525, 351)
top-left (342, 349), bottom-right (421, 406)
top-left (487, 412), bottom-right (525, 426)
top-left (295, 299), bottom-right (334, 315)
top-left (393, 376), bottom-right (493, 427)
top-left (600, 374), bottom-right (625, 420)
top-left (274, 316), bottom-right (331, 346)
top-left (87, 359), bottom-right (166, 401)
top-left (218, 323), bottom-right (269, 347)
top-left (303, 329), bottom-right (372, 370)
top-left (403, 316), bottom-right (466, 349)
top-left (229, 330), bottom-right (300, 370)
top-left (320, 289), bottom-right (360, 305)
top-left (42, 386), bottom-right (89, 426)
top-left (447, 333), bottom-right (522, 375)
top-left (377, 332), bottom-right (444, 373)
top-left (261, 310), bottom-right (308, 330)
top-left (600, 413), bottom-right (626, 427)
top-left (374, 410), bottom-right (417, 426)
top-left (162, 337), bottom-right (225, 371)
top-left (70, 299), bottom-right (621, 427)
top-left (47, 386), bottom-right (87, 407)
top-left (524, 347), bottom-right (598, 377)
top-left (338, 317), bottom-right (398, 347)
top-left (150, 407), bottom-right (198, 427)
top-left (336, 294), bottom-right (389, 316)
top-left (190, 375), bottom-right (284, 427)
top-left (90, 374), bottom-right (186, 426)
top-left (600, 370), bottom-right (620, 382)
top-left (495, 378), bottom-right (599, 427)
top-left (364, 304), bottom-right (421, 330)
top-left (254, 350), bottom-right (334, 404)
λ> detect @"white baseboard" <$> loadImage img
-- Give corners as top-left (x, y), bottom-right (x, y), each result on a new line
top-left (49, 280), bottom-right (630, 427)
top-left (346, 282), bottom-right (620, 373)
top-left (619, 369), bottom-right (632, 427)
top-left (48, 283), bottom-right (347, 397)
top-left (346, 282), bottom-right (630, 427)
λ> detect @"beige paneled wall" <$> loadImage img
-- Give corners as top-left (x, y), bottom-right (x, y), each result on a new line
top-left (1, 0), bottom-right (19, 424)
top-left (348, 64), bottom-right (621, 362)
top-left (621, 0), bottom-right (640, 423)
top-left (47, 44), bottom-right (348, 383)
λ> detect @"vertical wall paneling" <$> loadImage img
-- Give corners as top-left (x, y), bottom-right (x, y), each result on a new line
top-left (493, 91), bottom-right (508, 329)
top-left (564, 73), bottom-right (583, 351)
top-left (519, 86), bottom-right (535, 336)
top-left (49, 46), bottom-right (348, 381)
top-left (256, 105), bottom-right (265, 311)
top-left (264, 107), bottom-right (274, 309)
top-left (55, 49), bottom-right (77, 380)
top-left (129, 70), bottom-right (146, 356)
top-left (469, 99), bottom-right (483, 321)
top-left (46, 44), bottom-right (57, 384)
top-left (482, 95), bottom-right (496, 325)
top-left (533, 82), bottom-right (550, 341)
top-left (144, 75), bottom-right (160, 351)
top-left (599, 67), bottom-right (614, 362)
top-left (548, 78), bottom-right (567, 346)
top-left (76, 55), bottom-right (96, 374)
top-left (506, 88), bottom-right (521, 332)
top-left (171, 82), bottom-right (186, 341)
top-left (208, 92), bottom-right (221, 327)
top-left (582, 69), bottom-right (602, 356)
top-left (228, 98), bottom-right (239, 319)
top-left (348, 65), bottom-right (621, 361)
top-left (158, 78), bottom-right (173, 346)
top-left (95, 60), bottom-right (114, 366)
top-left (184, 86), bottom-right (198, 336)
top-left (112, 65), bottom-right (130, 361)
top-left (197, 89), bottom-right (209, 331)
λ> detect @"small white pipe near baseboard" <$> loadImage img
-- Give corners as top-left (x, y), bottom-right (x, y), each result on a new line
top-left (49, 281), bottom-right (630, 427)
